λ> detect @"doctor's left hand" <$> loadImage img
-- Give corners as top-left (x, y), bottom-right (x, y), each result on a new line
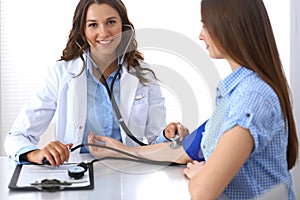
top-left (27, 141), bottom-right (73, 166)
top-left (164, 122), bottom-right (190, 140)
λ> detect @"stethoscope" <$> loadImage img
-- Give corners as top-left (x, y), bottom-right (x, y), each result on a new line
top-left (76, 24), bottom-right (147, 146)
top-left (36, 142), bottom-right (182, 191)
top-left (36, 25), bottom-right (183, 189)
top-left (40, 24), bottom-right (182, 168)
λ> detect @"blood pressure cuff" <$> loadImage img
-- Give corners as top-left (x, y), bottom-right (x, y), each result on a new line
top-left (182, 120), bottom-right (207, 162)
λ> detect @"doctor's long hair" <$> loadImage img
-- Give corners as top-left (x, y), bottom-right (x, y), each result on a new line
top-left (201, 0), bottom-right (298, 170)
top-left (60, 0), bottom-right (156, 83)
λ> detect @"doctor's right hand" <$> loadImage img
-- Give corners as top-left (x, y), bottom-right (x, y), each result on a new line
top-left (27, 141), bottom-right (73, 166)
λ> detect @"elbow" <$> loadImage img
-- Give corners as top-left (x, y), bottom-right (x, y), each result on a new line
top-left (3, 133), bottom-right (11, 156)
top-left (189, 178), bottom-right (220, 200)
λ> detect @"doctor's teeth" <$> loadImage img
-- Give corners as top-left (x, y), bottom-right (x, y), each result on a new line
top-left (100, 40), bottom-right (111, 44)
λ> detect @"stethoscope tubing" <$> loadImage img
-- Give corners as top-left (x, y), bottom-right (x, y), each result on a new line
top-left (79, 24), bottom-right (148, 146)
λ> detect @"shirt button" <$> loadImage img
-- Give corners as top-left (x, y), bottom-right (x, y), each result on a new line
top-left (78, 126), bottom-right (83, 130)
top-left (202, 144), bottom-right (205, 149)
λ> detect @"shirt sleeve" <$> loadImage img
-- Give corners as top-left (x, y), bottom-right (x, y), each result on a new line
top-left (182, 120), bottom-right (208, 161)
top-left (154, 131), bottom-right (169, 143)
top-left (14, 146), bottom-right (39, 164)
top-left (223, 91), bottom-right (279, 154)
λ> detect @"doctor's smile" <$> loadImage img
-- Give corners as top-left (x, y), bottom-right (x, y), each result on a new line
top-left (98, 39), bottom-right (114, 46)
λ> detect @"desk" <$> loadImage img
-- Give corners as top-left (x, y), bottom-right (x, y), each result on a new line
top-left (0, 155), bottom-right (191, 200)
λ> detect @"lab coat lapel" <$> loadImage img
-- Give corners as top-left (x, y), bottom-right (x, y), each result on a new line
top-left (68, 59), bottom-right (87, 145)
top-left (120, 67), bottom-right (139, 126)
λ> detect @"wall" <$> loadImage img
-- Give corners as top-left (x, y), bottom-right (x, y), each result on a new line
top-left (290, 0), bottom-right (300, 198)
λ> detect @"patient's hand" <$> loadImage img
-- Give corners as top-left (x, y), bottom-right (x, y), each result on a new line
top-left (88, 132), bottom-right (128, 157)
top-left (183, 160), bottom-right (206, 179)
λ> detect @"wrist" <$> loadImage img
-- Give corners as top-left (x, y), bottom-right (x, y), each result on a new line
top-left (163, 129), bottom-right (171, 141)
top-left (19, 150), bottom-right (36, 162)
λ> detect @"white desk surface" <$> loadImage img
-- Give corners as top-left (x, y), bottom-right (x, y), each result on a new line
top-left (0, 155), bottom-right (191, 200)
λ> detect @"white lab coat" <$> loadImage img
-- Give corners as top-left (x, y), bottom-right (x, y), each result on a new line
top-left (4, 57), bottom-right (166, 158)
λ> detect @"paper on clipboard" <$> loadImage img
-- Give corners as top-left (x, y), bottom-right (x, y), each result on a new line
top-left (9, 163), bottom-right (94, 191)
top-left (17, 164), bottom-right (90, 187)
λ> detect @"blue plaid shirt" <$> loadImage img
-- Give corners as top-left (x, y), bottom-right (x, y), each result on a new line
top-left (202, 67), bottom-right (295, 199)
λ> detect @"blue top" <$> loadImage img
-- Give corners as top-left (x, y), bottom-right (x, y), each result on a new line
top-left (80, 54), bottom-right (122, 153)
top-left (183, 67), bottom-right (295, 199)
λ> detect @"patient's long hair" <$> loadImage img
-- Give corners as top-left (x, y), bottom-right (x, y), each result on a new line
top-left (201, 0), bottom-right (298, 170)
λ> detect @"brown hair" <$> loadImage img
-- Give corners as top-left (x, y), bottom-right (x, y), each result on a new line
top-left (59, 0), bottom-right (156, 82)
top-left (201, 0), bottom-right (298, 169)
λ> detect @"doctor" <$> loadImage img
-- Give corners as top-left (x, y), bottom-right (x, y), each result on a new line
top-left (4, 0), bottom-right (169, 166)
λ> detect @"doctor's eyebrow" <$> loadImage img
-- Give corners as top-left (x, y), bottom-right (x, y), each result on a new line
top-left (86, 16), bottom-right (118, 23)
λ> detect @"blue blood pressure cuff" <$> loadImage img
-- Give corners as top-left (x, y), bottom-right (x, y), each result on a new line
top-left (182, 120), bottom-right (207, 162)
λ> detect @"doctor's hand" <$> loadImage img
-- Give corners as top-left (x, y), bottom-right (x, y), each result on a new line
top-left (164, 122), bottom-right (189, 141)
top-left (88, 132), bottom-right (128, 158)
top-left (27, 141), bottom-right (73, 166)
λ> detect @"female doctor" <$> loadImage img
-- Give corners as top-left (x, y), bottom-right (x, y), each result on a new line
top-left (4, 0), bottom-right (169, 166)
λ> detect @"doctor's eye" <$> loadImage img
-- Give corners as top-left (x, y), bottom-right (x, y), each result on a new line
top-left (87, 23), bottom-right (98, 28)
top-left (107, 20), bottom-right (116, 26)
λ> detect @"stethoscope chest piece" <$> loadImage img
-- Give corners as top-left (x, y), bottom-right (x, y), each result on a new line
top-left (169, 135), bottom-right (181, 149)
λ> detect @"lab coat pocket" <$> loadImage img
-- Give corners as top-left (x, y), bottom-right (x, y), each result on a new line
top-left (129, 100), bottom-right (148, 136)
top-left (133, 94), bottom-right (146, 104)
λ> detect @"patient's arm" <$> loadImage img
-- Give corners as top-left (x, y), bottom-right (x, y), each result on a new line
top-left (88, 132), bottom-right (192, 164)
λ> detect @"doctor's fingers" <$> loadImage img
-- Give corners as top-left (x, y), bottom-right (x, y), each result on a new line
top-left (164, 122), bottom-right (178, 138)
top-left (43, 141), bottom-right (70, 166)
top-left (176, 123), bottom-right (189, 139)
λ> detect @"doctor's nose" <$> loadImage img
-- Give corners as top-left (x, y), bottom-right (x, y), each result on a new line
top-left (97, 25), bottom-right (110, 38)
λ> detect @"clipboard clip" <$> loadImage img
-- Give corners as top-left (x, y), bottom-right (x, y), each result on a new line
top-left (31, 179), bottom-right (72, 192)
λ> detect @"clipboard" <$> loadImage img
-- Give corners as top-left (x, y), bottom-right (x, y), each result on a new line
top-left (8, 163), bottom-right (94, 192)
